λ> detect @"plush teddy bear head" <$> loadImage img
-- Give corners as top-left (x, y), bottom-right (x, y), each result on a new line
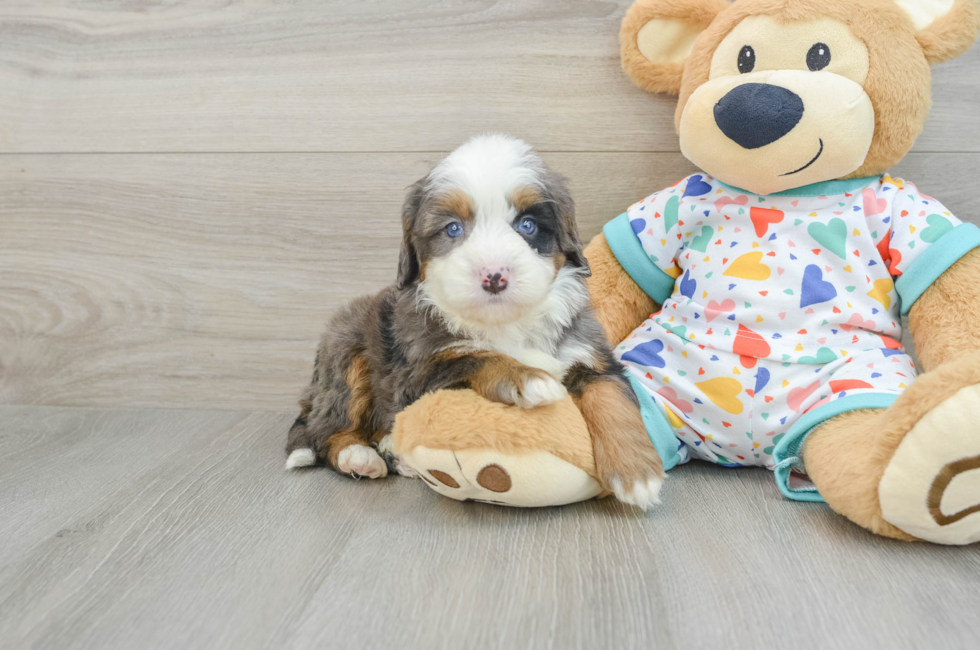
top-left (621, 0), bottom-right (980, 195)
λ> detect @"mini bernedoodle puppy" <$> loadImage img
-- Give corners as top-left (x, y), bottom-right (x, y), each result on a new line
top-left (286, 134), bottom-right (664, 508)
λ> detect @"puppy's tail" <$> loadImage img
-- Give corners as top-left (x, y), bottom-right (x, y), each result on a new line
top-left (285, 408), bottom-right (318, 470)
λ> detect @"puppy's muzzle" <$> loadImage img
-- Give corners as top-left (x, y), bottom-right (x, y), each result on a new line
top-left (480, 267), bottom-right (509, 295)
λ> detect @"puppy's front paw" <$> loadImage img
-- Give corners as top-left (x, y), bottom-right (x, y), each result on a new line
top-left (594, 425), bottom-right (665, 510)
top-left (337, 444), bottom-right (388, 479)
top-left (610, 475), bottom-right (663, 510)
top-left (500, 374), bottom-right (567, 408)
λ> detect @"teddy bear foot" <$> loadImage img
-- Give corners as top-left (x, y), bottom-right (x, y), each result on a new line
top-left (878, 383), bottom-right (980, 545)
top-left (400, 446), bottom-right (602, 507)
top-left (805, 353), bottom-right (980, 544)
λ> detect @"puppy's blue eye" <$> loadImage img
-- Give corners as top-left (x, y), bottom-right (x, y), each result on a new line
top-left (518, 217), bottom-right (537, 235)
top-left (446, 222), bottom-right (463, 238)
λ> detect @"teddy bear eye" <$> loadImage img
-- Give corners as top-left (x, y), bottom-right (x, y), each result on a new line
top-left (737, 45), bottom-right (755, 73)
top-left (807, 42), bottom-right (831, 71)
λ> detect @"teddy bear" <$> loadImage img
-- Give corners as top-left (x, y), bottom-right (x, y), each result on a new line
top-left (393, 0), bottom-right (980, 545)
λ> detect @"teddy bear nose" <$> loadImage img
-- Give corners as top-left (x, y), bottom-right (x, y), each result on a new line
top-left (714, 83), bottom-right (805, 149)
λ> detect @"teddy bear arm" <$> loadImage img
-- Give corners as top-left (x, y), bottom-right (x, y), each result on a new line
top-left (584, 232), bottom-right (660, 345)
top-left (908, 247), bottom-right (980, 372)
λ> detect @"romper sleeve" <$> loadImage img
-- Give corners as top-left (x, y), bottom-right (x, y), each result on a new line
top-left (876, 176), bottom-right (980, 314)
top-left (601, 178), bottom-right (691, 305)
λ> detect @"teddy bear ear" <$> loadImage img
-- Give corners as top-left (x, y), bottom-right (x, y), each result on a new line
top-left (893, 0), bottom-right (980, 64)
top-left (620, 0), bottom-right (730, 95)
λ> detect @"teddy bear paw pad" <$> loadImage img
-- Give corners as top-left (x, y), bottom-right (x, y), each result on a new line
top-left (879, 384), bottom-right (980, 544)
top-left (401, 446), bottom-right (601, 507)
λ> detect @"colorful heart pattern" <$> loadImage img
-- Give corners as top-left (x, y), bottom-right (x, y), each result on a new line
top-left (750, 206), bottom-right (784, 237)
top-left (723, 252), bottom-right (771, 280)
top-left (705, 298), bottom-right (736, 322)
top-left (615, 172), bottom-right (960, 468)
top-left (807, 218), bottom-right (847, 259)
top-left (799, 264), bottom-right (837, 308)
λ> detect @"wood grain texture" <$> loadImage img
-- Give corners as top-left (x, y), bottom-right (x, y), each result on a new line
top-left (1, 0), bottom-right (978, 154)
top-left (1, 405), bottom-right (979, 650)
top-left (2, 153), bottom-right (976, 410)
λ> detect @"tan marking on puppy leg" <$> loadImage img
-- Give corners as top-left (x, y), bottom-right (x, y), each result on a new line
top-left (298, 397), bottom-right (312, 418)
top-left (468, 355), bottom-right (543, 402)
top-left (509, 185), bottom-right (541, 213)
top-left (345, 353), bottom-right (374, 428)
top-left (325, 430), bottom-right (367, 469)
top-left (431, 350), bottom-right (564, 408)
top-left (433, 188), bottom-right (474, 222)
top-left (574, 378), bottom-right (664, 509)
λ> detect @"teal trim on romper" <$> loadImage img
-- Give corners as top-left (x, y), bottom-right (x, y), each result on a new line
top-left (626, 374), bottom-right (683, 472)
top-left (603, 213), bottom-right (676, 305)
top-left (895, 223), bottom-right (980, 315)
top-left (716, 175), bottom-right (880, 198)
top-left (772, 393), bottom-right (899, 502)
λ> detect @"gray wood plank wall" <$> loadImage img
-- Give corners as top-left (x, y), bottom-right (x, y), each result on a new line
top-left (3, 0), bottom-right (979, 410)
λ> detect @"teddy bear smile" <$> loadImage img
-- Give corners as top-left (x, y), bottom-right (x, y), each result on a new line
top-left (781, 138), bottom-right (824, 176)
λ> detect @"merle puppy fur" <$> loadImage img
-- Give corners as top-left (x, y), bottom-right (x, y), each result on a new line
top-left (286, 135), bottom-right (663, 507)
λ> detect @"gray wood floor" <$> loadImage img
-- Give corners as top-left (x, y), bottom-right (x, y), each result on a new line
top-left (4, 1), bottom-right (980, 648)
top-left (3, 405), bottom-right (980, 650)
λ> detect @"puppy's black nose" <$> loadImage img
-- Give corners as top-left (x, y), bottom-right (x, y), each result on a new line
top-left (481, 271), bottom-right (508, 294)
top-left (714, 83), bottom-right (804, 149)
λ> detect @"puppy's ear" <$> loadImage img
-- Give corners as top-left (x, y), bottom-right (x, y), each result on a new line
top-left (894, 0), bottom-right (980, 64)
top-left (545, 171), bottom-right (591, 277)
top-left (397, 178), bottom-right (426, 289)
top-left (620, 0), bottom-right (729, 95)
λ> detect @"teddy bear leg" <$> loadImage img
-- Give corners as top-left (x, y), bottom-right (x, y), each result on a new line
top-left (803, 351), bottom-right (980, 544)
top-left (391, 388), bottom-right (603, 507)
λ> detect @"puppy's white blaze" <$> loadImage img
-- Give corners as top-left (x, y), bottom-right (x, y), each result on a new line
top-left (427, 134), bottom-right (544, 213)
top-left (337, 444), bottom-right (388, 479)
top-left (518, 376), bottom-right (567, 409)
top-left (611, 476), bottom-right (664, 510)
top-left (285, 448), bottom-right (316, 469)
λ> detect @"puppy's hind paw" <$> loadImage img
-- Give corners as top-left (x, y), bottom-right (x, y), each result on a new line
top-left (611, 475), bottom-right (663, 511)
top-left (286, 448), bottom-right (316, 470)
top-left (337, 444), bottom-right (388, 479)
